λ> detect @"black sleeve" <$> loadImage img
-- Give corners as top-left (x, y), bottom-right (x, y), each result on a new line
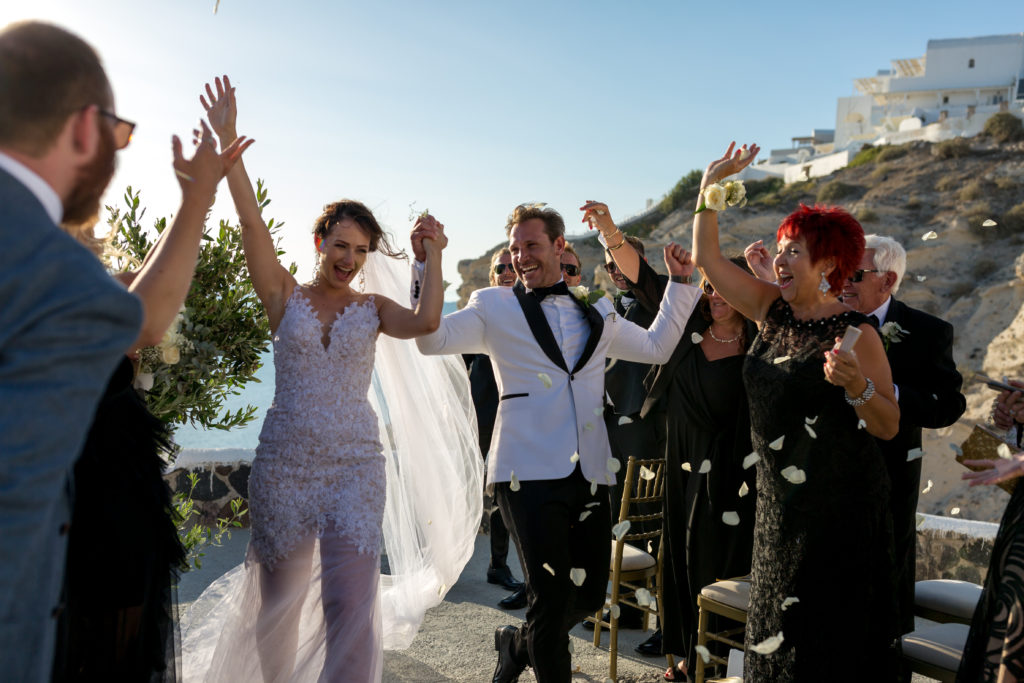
top-left (896, 316), bottom-right (966, 429)
top-left (622, 258), bottom-right (667, 317)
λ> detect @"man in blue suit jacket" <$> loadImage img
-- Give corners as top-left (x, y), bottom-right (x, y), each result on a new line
top-left (0, 22), bottom-right (143, 680)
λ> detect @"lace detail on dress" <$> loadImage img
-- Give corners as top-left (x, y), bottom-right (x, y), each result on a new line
top-left (249, 289), bottom-right (384, 568)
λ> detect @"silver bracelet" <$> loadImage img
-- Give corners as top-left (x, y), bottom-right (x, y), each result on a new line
top-left (845, 377), bottom-right (876, 407)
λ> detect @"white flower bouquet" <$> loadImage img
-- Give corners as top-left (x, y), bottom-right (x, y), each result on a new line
top-left (695, 179), bottom-right (747, 214)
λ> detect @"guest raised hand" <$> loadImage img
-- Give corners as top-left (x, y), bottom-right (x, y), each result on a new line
top-left (663, 242), bottom-right (694, 281)
top-left (743, 239), bottom-right (775, 282)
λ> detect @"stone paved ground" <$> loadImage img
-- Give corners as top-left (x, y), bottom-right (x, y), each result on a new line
top-left (178, 530), bottom-right (939, 682)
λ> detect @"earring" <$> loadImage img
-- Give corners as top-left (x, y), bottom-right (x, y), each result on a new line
top-left (818, 272), bottom-right (831, 294)
top-left (359, 269), bottom-right (366, 292)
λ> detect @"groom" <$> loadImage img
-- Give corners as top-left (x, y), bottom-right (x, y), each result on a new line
top-left (411, 203), bottom-right (699, 682)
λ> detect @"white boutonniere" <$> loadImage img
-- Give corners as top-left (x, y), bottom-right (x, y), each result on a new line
top-left (879, 321), bottom-right (909, 351)
top-left (571, 285), bottom-right (606, 308)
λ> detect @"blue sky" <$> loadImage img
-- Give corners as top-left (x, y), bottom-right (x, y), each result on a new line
top-left (7, 1), bottom-right (1024, 296)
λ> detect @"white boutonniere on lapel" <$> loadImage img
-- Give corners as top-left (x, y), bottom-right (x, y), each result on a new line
top-left (571, 285), bottom-right (606, 308)
top-left (879, 321), bottom-right (909, 351)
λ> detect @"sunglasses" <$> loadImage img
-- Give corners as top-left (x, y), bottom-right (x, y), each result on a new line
top-left (603, 262), bottom-right (620, 274)
top-left (560, 263), bottom-right (580, 277)
top-left (848, 269), bottom-right (882, 283)
top-left (99, 109), bottom-right (136, 150)
top-left (493, 263), bottom-right (514, 275)
top-left (702, 281), bottom-right (715, 295)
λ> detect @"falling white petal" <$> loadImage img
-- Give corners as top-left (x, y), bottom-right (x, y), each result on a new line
top-left (907, 448), bottom-right (924, 462)
top-left (543, 562), bottom-right (555, 575)
top-left (612, 520), bottom-right (631, 541)
top-left (722, 511), bottom-right (740, 526)
top-left (681, 462), bottom-right (693, 472)
top-left (591, 481), bottom-right (598, 496)
top-left (805, 415), bottom-right (819, 425)
top-left (804, 424), bottom-right (817, 439)
top-left (607, 458), bottom-right (621, 473)
top-left (594, 407), bottom-right (604, 417)
top-left (739, 481), bottom-right (750, 497)
top-left (698, 459), bottom-right (712, 474)
top-left (773, 355), bottom-right (792, 365)
top-left (510, 472), bottom-right (521, 492)
top-left (750, 631), bottom-right (785, 655)
top-left (743, 452), bottom-right (760, 469)
top-left (769, 436), bottom-right (785, 450)
top-left (781, 596), bottom-right (800, 611)
top-left (538, 372), bottom-right (553, 389)
top-left (695, 645), bottom-right (712, 663)
top-left (569, 567), bottom-right (587, 587)
top-left (635, 588), bottom-right (652, 607)
top-left (570, 452), bottom-right (580, 463)
top-left (780, 466), bottom-right (807, 484)
top-left (998, 443), bottom-right (1012, 459)
top-left (951, 507), bottom-right (961, 515)
top-left (916, 275), bottom-right (927, 282)
top-left (691, 332), bottom-right (704, 344)
top-left (639, 465), bottom-right (656, 480)
top-left (585, 501), bottom-right (601, 508)
top-left (438, 583), bottom-right (447, 596)
top-left (618, 415), bottom-right (634, 425)
top-left (609, 604), bottom-right (621, 620)
top-left (857, 419), bottom-right (867, 430)
top-left (647, 540), bottom-right (653, 553)
top-left (579, 511), bottom-right (592, 522)
top-left (983, 219), bottom-right (998, 227)
top-left (922, 231), bottom-right (938, 241)
top-left (922, 480), bottom-right (934, 494)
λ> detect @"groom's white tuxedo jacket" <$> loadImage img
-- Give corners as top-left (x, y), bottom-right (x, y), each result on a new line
top-left (413, 269), bottom-right (698, 487)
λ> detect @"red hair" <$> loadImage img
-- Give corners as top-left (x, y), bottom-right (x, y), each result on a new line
top-left (776, 204), bottom-right (864, 293)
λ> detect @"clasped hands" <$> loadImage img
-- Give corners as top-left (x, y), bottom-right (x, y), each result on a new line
top-left (410, 214), bottom-right (448, 262)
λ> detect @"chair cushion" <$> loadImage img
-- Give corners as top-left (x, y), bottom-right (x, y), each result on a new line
top-left (901, 622), bottom-right (971, 672)
top-left (699, 580), bottom-right (751, 611)
top-left (610, 541), bottom-right (656, 572)
top-left (915, 580), bottom-right (983, 622)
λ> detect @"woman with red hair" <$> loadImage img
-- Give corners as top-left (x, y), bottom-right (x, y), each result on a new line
top-left (691, 143), bottom-right (901, 681)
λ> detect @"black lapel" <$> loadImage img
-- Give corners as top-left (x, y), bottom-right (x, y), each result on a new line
top-left (569, 295), bottom-right (605, 375)
top-left (512, 282), bottom-right (569, 373)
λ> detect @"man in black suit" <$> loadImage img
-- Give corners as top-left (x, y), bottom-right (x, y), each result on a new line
top-left (841, 234), bottom-right (966, 638)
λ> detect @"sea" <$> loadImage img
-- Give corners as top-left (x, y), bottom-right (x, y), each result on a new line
top-left (173, 301), bottom-right (458, 466)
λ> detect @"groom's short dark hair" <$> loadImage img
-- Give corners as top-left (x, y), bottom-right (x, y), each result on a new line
top-left (0, 21), bottom-right (111, 155)
top-left (505, 203), bottom-right (565, 243)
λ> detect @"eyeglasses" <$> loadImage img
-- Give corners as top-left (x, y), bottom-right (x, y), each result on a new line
top-left (98, 109), bottom-right (136, 150)
top-left (560, 263), bottom-right (580, 277)
top-left (603, 262), bottom-right (620, 274)
top-left (493, 263), bottom-right (514, 275)
top-left (702, 281), bottom-right (715, 295)
top-left (848, 269), bottom-right (882, 283)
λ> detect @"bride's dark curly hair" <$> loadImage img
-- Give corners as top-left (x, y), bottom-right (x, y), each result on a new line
top-left (313, 200), bottom-right (405, 259)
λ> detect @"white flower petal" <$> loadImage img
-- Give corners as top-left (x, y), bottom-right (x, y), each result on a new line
top-left (618, 415), bottom-right (634, 425)
top-left (691, 332), bottom-right (704, 344)
top-left (438, 583), bottom-right (447, 596)
top-left (805, 415), bottom-right (819, 425)
top-left (607, 457), bottom-right (621, 473)
top-left (538, 372), bottom-right (553, 389)
top-left (612, 520), bottom-right (631, 541)
top-left (698, 459), bottom-right (712, 474)
top-left (509, 472), bottom-right (521, 492)
top-left (773, 355), bottom-right (792, 365)
top-left (569, 567), bottom-right (587, 587)
top-left (857, 419), bottom-right (867, 430)
top-left (609, 604), bottom-right (620, 620)
top-left (635, 587), bottom-right (652, 607)
top-left (591, 481), bottom-right (598, 496)
top-left (543, 562), bottom-right (555, 575)
top-left (681, 462), bottom-right (693, 472)
top-left (781, 596), bottom-right (800, 611)
top-left (722, 511), bottom-right (740, 526)
top-left (579, 511), bottom-right (592, 522)
top-left (804, 424), bottom-right (817, 439)
top-left (750, 631), bottom-right (785, 655)
top-left (743, 452), bottom-right (760, 469)
top-left (983, 219), bottom-right (998, 227)
top-left (134, 372), bottom-right (154, 392)
top-left (907, 448), bottom-right (924, 462)
top-left (922, 479), bottom-right (934, 494)
top-left (570, 452), bottom-right (580, 463)
top-left (922, 230), bottom-right (938, 241)
top-left (695, 644), bottom-right (712, 663)
top-left (594, 407), bottom-right (604, 417)
top-left (769, 436), bottom-right (785, 450)
top-left (951, 507), bottom-right (961, 515)
top-left (585, 501), bottom-right (601, 508)
top-left (639, 465), bottom-right (656, 480)
top-left (998, 443), bottom-right (1012, 459)
top-left (780, 466), bottom-right (806, 484)
top-left (916, 275), bottom-right (927, 282)
top-left (739, 481), bottom-right (750, 497)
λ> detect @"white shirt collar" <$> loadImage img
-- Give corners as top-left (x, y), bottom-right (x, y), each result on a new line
top-left (869, 296), bottom-right (893, 324)
top-left (0, 151), bottom-right (63, 225)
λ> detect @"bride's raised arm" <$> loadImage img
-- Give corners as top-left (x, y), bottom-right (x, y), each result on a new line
top-left (201, 75), bottom-right (296, 330)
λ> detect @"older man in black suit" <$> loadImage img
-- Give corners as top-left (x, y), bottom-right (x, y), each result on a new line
top-left (841, 234), bottom-right (966, 637)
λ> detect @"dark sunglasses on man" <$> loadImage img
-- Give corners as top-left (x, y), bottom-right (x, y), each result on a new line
top-left (493, 263), bottom-right (514, 276)
top-left (603, 262), bottom-right (620, 274)
top-left (560, 263), bottom-right (580, 277)
top-left (99, 109), bottom-right (136, 150)
top-left (847, 268), bottom-right (882, 283)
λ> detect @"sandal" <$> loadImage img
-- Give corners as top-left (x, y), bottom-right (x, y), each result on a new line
top-left (664, 661), bottom-right (688, 681)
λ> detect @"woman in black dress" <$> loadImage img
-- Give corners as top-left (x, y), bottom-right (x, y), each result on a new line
top-left (691, 142), bottom-right (902, 682)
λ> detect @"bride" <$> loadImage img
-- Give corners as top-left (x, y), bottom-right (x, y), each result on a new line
top-left (182, 76), bottom-right (482, 682)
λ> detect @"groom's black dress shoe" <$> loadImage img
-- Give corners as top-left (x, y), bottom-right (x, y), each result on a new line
top-left (487, 564), bottom-right (524, 591)
top-left (634, 628), bottom-right (663, 655)
top-left (498, 585), bottom-right (527, 610)
top-left (493, 625), bottom-right (527, 683)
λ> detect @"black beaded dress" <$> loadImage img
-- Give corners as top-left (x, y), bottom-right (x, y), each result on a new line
top-left (741, 298), bottom-right (900, 682)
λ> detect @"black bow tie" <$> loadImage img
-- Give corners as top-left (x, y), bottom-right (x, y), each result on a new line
top-left (867, 314), bottom-right (881, 329)
top-left (529, 281), bottom-right (570, 302)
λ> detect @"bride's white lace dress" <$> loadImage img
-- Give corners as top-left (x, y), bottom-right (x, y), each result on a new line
top-left (183, 270), bottom-right (483, 683)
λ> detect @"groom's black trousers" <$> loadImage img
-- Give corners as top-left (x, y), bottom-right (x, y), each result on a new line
top-left (494, 464), bottom-right (611, 683)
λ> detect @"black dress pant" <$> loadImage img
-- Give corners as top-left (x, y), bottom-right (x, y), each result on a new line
top-left (489, 501), bottom-right (511, 569)
top-left (494, 465), bottom-right (611, 683)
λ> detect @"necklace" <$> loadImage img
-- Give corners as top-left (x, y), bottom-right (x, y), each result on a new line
top-left (707, 326), bottom-right (742, 344)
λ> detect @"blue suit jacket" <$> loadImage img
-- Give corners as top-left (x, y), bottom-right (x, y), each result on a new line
top-left (0, 167), bottom-right (141, 681)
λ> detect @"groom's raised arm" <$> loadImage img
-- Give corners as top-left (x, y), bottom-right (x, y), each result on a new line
top-left (605, 280), bottom-right (699, 364)
top-left (410, 259), bottom-right (487, 355)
